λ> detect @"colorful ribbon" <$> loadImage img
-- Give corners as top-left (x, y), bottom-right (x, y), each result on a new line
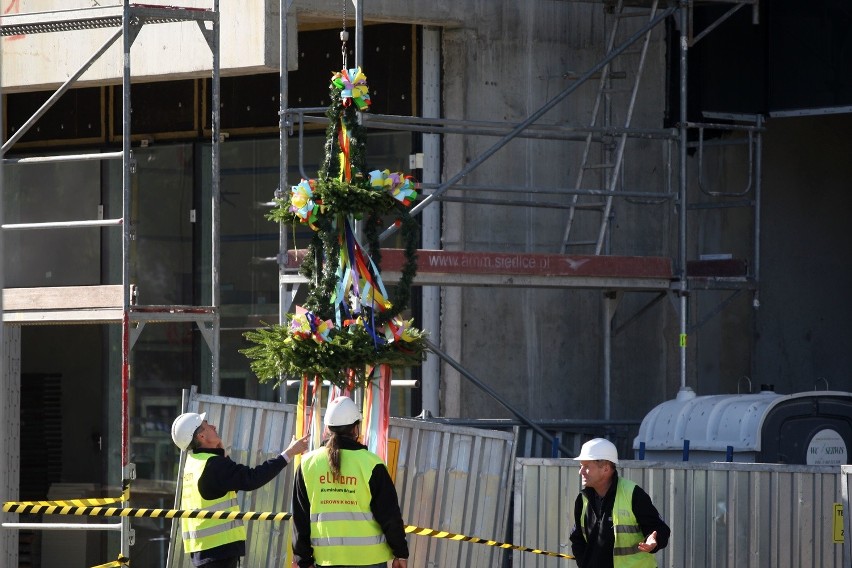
top-left (333, 219), bottom-right (391, 336)
top-left (338, 119), bottom-right (352, 182)
top-left (361, 365), bottom-right (392, 461)
top-left (295, 375), bottom-right (325, 470)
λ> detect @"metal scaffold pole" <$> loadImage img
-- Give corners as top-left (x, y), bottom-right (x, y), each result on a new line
top-left (120, 0), bottom-right (134, 557)
top-left (420, 26), bottom-right (442, 416)
top-left (211, 0), bottom-right (222, 396)
top-left (0, 35), bottom-right (11, 568)
top-left (677, 0), bottom-right (690, 396)
top-left (278, 0), bottom-right (295, 403)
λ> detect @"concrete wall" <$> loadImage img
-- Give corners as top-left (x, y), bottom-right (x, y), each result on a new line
top-left (754, 115), bottom-right (852, 393)
top-left (437, 2), bottom-right (679, 420)
top-left (683, 114), bottom-right (852, 397)
top-left (1, 0), bottom-right (296, 92)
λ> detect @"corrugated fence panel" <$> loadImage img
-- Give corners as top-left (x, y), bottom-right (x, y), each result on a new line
top-left (390, 418), bottom-right (517, 568)
top-left (166, 393), bottom-right (518, 568)
top-left (514, 460), bottom-right (847, 568)
top-left (513, 459), bottom-right (578, 568)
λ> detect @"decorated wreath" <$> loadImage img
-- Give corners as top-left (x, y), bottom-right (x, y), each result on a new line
top-left (241, 67), bottom-right (427, 388)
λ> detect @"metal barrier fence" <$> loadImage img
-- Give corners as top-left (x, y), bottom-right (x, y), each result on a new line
top-left (514, 459), bottom-right (846, 568)
top-left (166, 391), bottom-right (517, 568)
top-left (419, 418), bottom-right (640, 459)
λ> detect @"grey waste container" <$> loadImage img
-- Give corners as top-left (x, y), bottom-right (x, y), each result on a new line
top-left (633, 387), bottom-right (852, 464)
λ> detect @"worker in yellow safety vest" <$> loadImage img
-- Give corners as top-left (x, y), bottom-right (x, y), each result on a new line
top-left (292, 396), bottom-right (409, 568)
top-left (569, 438), bottom-right (671, 568)
top-left (171, 411), bottom-right (309, 568)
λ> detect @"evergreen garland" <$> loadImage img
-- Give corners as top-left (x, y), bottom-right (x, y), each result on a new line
top-left (242, 68), bottom-right (425, 389)
top-left (242, 318), bottom-right (427, 386)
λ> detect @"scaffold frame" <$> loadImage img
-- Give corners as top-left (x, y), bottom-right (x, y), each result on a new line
top-left (0, 2), bottom-right (222, 564)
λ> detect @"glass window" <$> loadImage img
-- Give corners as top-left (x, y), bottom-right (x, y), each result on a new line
top-left (2, 158), bottom-right (101, 287)
top-left (103, 145), bottom-right (196, 484)
top-left (130, 145), bottom-right (194, 306)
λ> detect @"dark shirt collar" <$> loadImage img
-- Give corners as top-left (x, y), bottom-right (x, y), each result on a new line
top-left (192, 447), bottom-right (225, 456)
top-left (335, 435), bottom-right (368, 451)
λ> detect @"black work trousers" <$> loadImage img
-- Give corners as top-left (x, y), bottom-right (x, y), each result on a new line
top-left (199, 558), bottom-right (239, 568)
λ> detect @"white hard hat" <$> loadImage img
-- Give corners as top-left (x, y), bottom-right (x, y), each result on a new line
top-left (171, 412), bottom-right (206, 451)
top-left (575, 438), bottom-right (619, 464)
top-left (325, 396), bottom-right (362, 427)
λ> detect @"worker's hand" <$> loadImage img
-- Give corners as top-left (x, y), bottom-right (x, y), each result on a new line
top-left (637, 530), bottom-right (658, 553)
top-left (391, 558), bottom-right (408, 568)
top-left (284, 434), bottom-right (310, 460)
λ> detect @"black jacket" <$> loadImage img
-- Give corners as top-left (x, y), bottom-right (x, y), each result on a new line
top-left (291, 437), bottom-right (409, 568)
top-left (188, 447), bottom-right (289, 566)
top-left (569, 474), bottom-right (670, 568)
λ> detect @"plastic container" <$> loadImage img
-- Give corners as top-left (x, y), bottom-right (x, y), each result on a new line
top-left (633, 387), bottom-right (852, 464)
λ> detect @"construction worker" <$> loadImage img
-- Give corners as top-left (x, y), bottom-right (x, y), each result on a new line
top-left (171, 411), bottom-right (309, 568)
top-left (569, 438), bottom-right (670, 568)
top-left (292, 396), bottom-right (409, 568)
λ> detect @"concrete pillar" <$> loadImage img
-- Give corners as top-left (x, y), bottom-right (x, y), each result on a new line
top-left (1, 327), bottom-right (21, 567)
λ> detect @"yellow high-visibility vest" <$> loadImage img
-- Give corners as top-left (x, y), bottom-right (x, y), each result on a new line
top-left (301, 447), bottom-right (394, 566)
top-left (180, 453), bottom-right (246, 554)
top-left (581, 477), bottom-right (656, 568)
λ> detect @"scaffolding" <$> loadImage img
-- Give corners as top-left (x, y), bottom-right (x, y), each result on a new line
top-left (0, 1), bottom-right (222, 564)
top-left (277, 0), bottom-right (763, 428)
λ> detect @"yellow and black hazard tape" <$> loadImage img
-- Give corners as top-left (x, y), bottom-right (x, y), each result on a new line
top-left (90, 555), bottom-right (130, 568)
top-left (2, 502), bottom-right (573, 560)
top-left (7, 488), bottom-right (130, 509)
top-left (2, 502), bottom-right (292, 522)
top-left (404, 524), bottom-right (573, 559)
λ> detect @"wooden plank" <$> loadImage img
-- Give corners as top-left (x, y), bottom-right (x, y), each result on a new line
top-left (381, 271), bottom-right (672, 290)
top-left (281, 272), bottom-right (672, 290)
top-left (3, 309), bottom-right (124, 324)
top-left (285, 249), bottom-right (673, 278)
top-left (3, 285), bottom-right (125, 311)
top-left (282, 249), bottom-right (673, 290)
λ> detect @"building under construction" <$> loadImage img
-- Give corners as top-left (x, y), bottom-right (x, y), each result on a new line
top-left (1, 0), bottom-right (851, 566)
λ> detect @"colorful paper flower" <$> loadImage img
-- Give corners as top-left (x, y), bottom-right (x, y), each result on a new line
top-left (331, 67), bottom-right (372, 110)
top-left (290, 311), bottom-right (334, 343)
top-left (368, 169), bottom-right (418, 207)
top-left (289, 179), bottom-right (319, 227)
top-left (382, 317), bottom-right (419, 344)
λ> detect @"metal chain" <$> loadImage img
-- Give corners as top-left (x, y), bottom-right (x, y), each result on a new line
top-left (340, 0), bottom-right (349, 69)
